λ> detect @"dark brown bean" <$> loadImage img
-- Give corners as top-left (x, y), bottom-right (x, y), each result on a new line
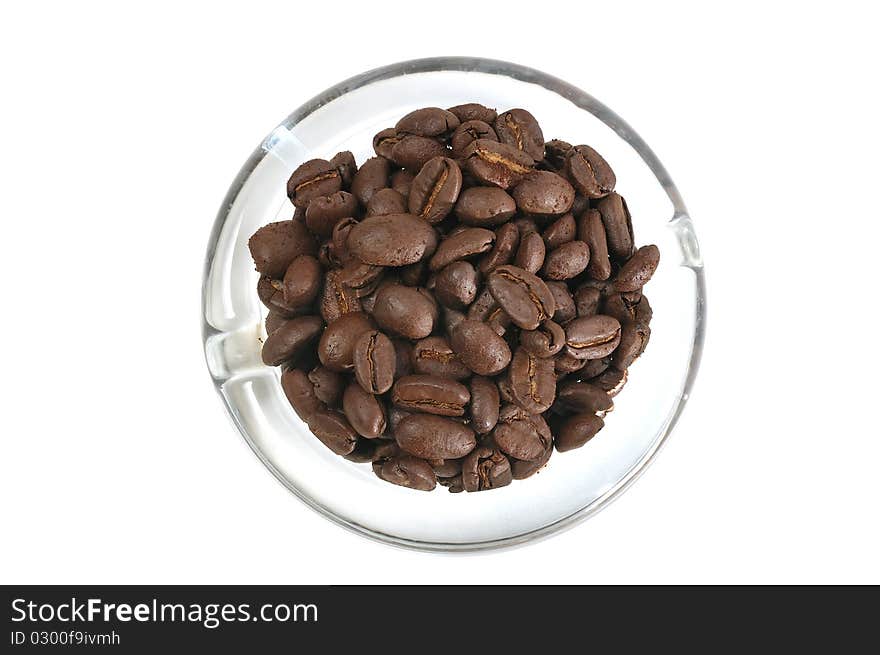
top-left (374, 454), bottom-right (437, 491)
top-left (447, 103), bottom-right (498, 124)
top-left (450, 319), bottom-right (512, 376)
top-left (555, 413), bottom-right (604, 452)
top-left (391, 135), bottom-right (447, 170)
top-left (510, 440), bottom-right (553, 479)
top-left (520, 320), bottom-right (566, 358)
top-left (352, 330), bottom-right (395, 394)
top-left (542, 240), bottom-right (590, 280)
top-left (508, 347), bottom-right (557, 414)
top-left (462, 447), bottom-right (512, 492)
top-left (512, 171), bottom-right (575, 216)
top-left (545, 281), bottom-right (576, 324)
top-left (305, 191), bottom-right (358, 237)
top-left (307, 410), bottom-right (358, 455)
top-left (565, 315), bottom-right (622, 360)
top-left (391, 375), bottom-right (470, 417)
top-left (342, 383), bottom-right (387, 438)
top-left (454, 186), bottom-right (517, 226)
top-left (350, 156), bottom-right (390, 207)
top-left (286, 159), bottom-right (343, 208)
top-left (494, 108), bottom-right (545, 160)
top-left (412, 336), bottom-right (472, 380)
top-left (329, 151), bottom-right (357, 187)
top-left (394, 414), bottom-right (476, 459)
top-left (372, 284), bottom-right (436, 339)
top-left (556, 381), bottom-right (613, 414)
top-left (390, 170), bottom-right (414, 198)
top-left (281, 255), bottom-right (322, 308)
top-left (451, 120), bottom-right (498, 157)
top-left (248, 219), bottom-right (317, 279)
top-left (319, 269), bottom-right (361, 323)
top-left (373, 128), bottom-right (401, 159)
top-left (466, 288), bottom-right (511, 336)
top-left (563, 145), bottom-right (615, 198)
top-left (280, 368), bottom-right (324, 422)
top-left (578, 208), bottom-right (612, 280)
top-left (434, 261), bottom-right (478, 310)
top-left (317, 312), bottom-right (375, 372)
top-left (612, 322), bottom-right (651, 370)
top-left (614, 245), bottom-right (660, 292)
top-left (396, 107), bottom-right (460, 138)
top-left (307, 366), bottom-right (343, 406)
top-left (590, 368), bottom-right (628, 397)
top-left (513, 230), bottom-right (546, 274)
top-left (408, 156), bottom-right (462, 224)
top-left (542, 213), bottom-right (576, 250)
top-left (261, 315), bottom-right (323, 366)
top-left (462, 139), bottom-right (534, 189)
top-left (487, 265), bottom-right (555, 330)
top-left (429, 227), bottom-right (495, 272)
top-left (469, 376), bottom-right (500, 435)
top-left (366, 188), bottom-right (408, 217)
top-left (493, 404), bottom-right (552, 461)
top-left (596, 192), bottom-right (634, 261)
top-left (478, 223), bottom-right (520, 275)
top-left (347, 213), bottom-right (438, 267)
top-left (574, 286), bottom-right (602, 318)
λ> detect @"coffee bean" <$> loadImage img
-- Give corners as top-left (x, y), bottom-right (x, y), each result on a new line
top-left (319, 269), bottom-right (361, 323)
top-left (396, 107), bottom-right (460, 138)
top-left (514, 230), bottom-right (546, 274)
top-left (344, 438), bottom-right (379, 463)
top-left (429, 227), bottom-right (495, 272)
top-left (542, 240), bottom-right (590, 280)
top-left (596, 192), bottom-right (634, 261)
top-left (375, 454), bottom-right (437, 491)
top-left (578, 208), bottom-right (612, 280)
top-left (455, 186), bottom-right (517, 226)
top-left (317, 312), bottom-right (375, 372)
top-left (372, 284), bottom-right (436, 339)
top-left (602, 292), bottom-right (652, 326)
top-left (478, 223), bottom-right (520, 275)
top-left (542, 213), bottom-right (576, 250)
top-left (337, 260), bottom-right (384, 298)
top-left (351, 156), bottom-right (390, 207)
top-left (391, 375), bottom-right (470, 417)
top-left (265, 311), bottom-right (289, 336)
top-left (347, 213), bottom-right (438, 266)
top-left (469, 375), bottom-right (501, 435)
top-left (574, 286), bottom-right (602, 318)
top-left (450, 319), bottom-right (512, 376)
top-left (281, 254), bottom-right (322, 308)
top-left (614, 244), bottom-right (660, 292)
top-left (612, 322), bottom-right (651, 370)
top-left (366, 188), bottom-right (408, 217)
top-left (280, 368), bottom-right (324, 422)
top-left (493, 404), bottom-right (552, 461)
top-left (307, 366), bottom-right (343, 406)
top-left (544, 139), bottom-right (573, 170)
top-left (520, 320), bottom-right (566, 358)
top-left (590, 368), bottom-right (628, 397)
top-left (556, 381), bottom-right (613, 414)
top-left (462, 446), bottom-right (512, 492)
top-left (412, 336), bottom-right (471, 380)
top-left (512, 171), bottom-right (575, 216)
top-left (305, 191), bottom-right (358, 237)
top-left (391, 135), bottom-right (447, 170)
top-left (447, 103), bottom-right (497, 124)
top-left (578, 356), bottom-right (612, 380)
top-left (554, 351), bottom-right (587, 375)
top-left (394, 414), bottom-right (476, 459)
top-left (408, 156), bottom-right (462, 224)
top-left (329, 151), bottom-right (357, 186)
top-left (555, 413), bottom-right (604, 452)
top-left (451, 120), bottom-right (498, 158)
top-left (508, 347), bottom-right (557, 414)
top-left (286, 159), bottom-right (342, 208)
top-left (462, 139), bottom-right (535, 189)
top-left (261, 315), bottom-right (323, 366)
top-left (249, 219), bottom-right (317, 279)
top-left (342, 382), bottom-right (387, 438)
top-left (510, 439), bottom-right (553, 479)
top-left (430, 458), bottom-right (463, 478)
top-left (352, 330), bottom-right (395, 394)
top-left (545, 281), bottom-right (576, 324)
top-left (563, 145), bottom-right (615, 198)
top-left (494, 108), bottom-right (545, 160)
top-left (258, 275), bottom-right (305, 317)
top-left (390, 170), bottom-right (414, 198)
top-left (466, 288), bottom-right (511, 336)
top-left (565, 315), bottom-right (622, 360)
top-left (307, 410), bottom-right (358, 455)
top-left (329, 217), bottom-right (358, 265)
top-left (434, 261), bottom-right (478, 310)
top-left (487, 265), bottom-right (555, 330)
top-left (373, 128), bottom-right (401, 159)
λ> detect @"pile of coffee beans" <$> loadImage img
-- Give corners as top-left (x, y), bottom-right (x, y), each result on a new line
top-left (249, 104), bottom-right (659, 492)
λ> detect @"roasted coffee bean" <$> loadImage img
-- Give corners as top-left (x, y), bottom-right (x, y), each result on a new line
top-left (434, 261), bottom-right (478, 309)
top-left (344, 438), bottom-right (379, 463)
top-left (351, 156), bottom-right (390, 207)
top-left (565, 315), bottom-right (622, 360)
top-left (542, 240), bottom-right (590, 280)
top-left (372, 284), bottom-right (436, 339)
top-left (612, 322), bottom-right (651, 370)
top-left (281, 255), bottom-right (322, 308)
top-left (578, 356), bottom-right (612, 380)
top-left (450, 319), bottom-right (512, 376)
top-left (447, 103), bottom-right (498, 124)
top-left (280, 368), bottom-right (324, 422)
top-left (596, 192), bottom-right (634, 261)
top-left (396, 107), bottom-right (460, 138)
top-left (554, 351), bottom-right (587, 375)
top-left (470, 375), bottom-right (501, 435)
top-left (462, 139), bottom-right (534, 189)
top-left (555, 413), bottom-right (604, 452)
top-left (563, 145), bottom-right (615, 198)
top-left (614, 245), bottom-right (660, 292)
top-left (496, 377), bottom-right (516, 405)
top-left (451, 120), bottom-right (498, 157)
top-left (578, 208), bottom-right (612, 280)
top-left (429, 227), bottom-right (495, 272)
top-left (408, 156), bottom-right (462, 224)
top-left (342, 382), bottom-right (387, 438)
top-left (556, 381), bottom-right (613, 414)
top-left (493, 404), bottom-right (552, 461)
top-left (494, 108), bottom-right (545, 160)
top-left (544, 139), bottom-right (573, 170)
top-left (261, 315), bottom-right (323, 366)
top-left (430, 458), bottom-right (463, 478)
top-left (508, 347), bottom-right (557, 414)
top-left (412, 336), bottom-right (471, 380)
top-left (442, 307), bottom-right (467, 335)
top-left (513, 230), bottom-right (546, 274)
top-left (307, 410), bottom-right (358, 455)
top-left (317, 312), bottom-right (375, 372)
top-left (487, 265), bottom-right (555, 330)
top-left (391, 375), bottom-right (470, 417)
top-left (375, 454), bottom-right (437, 491)
top-left (307, 366), bottom-right (343, 406)
top-left (574, 286), bottom-right (602, 318)
top-left (387, 406), bottom-right (412, 432)
top-left (337, 260), bottom-right (384, 297)
top-left (390, 170), bottom-right (414, 198)
top-left (478, 223), bottom-right (520, 275)
top-left (391, 135), bottom-right (447, 170)
top-left (286, 159), bottom-right (342, 208)
top-left (455, 187), bottom-right (517, 226)
top-left (373, 128), bottom-right (401, 159)
top-left (512, 171), bottom-right (574, 216)
top-left (249, 219), bottom-right (317, 279)
top-left (305, 191), bottom-right (358, 237)
top-left (510, 440), bottom-right (553, 479)
top-left (467, 288), bottom-right (511, 336)
top-left (394, 414), bottom-right (476, 459)
top-left (329, 216), bottom-right (359, 265)
top-left (545, 281), bottom-right (576, 324)
top-left (330, 151), bottom-right (357, 186)
top-left (258, 275), bottom-right (305, 317)
top-left (542, 213), bottom-right (577, 250)
top-left (513, 216), bottom-right (538, 235)
top-left (602, 292), bottom-right (652, 326)
top-left (265, 311), bottom-right (289, 336)
top-left (352, 330), bottom-right (396, 394)
top-left (366, 188), bottom-right (408, 217)
top-left (462, 446), bottom-right (512, 492)
top-left (347, 213), bottom-right (438, 266)
top-left (391, 338), bottom-right (414, 379)
top-left (520, 320), bottom-right (566, 358)
top-left (319, 269), bottom-right (361, 323)
top-left (590, 368), bottom-right (628, 397)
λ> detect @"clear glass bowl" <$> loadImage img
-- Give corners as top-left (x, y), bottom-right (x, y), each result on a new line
top-left (202, 57), bottom-right (705, 552)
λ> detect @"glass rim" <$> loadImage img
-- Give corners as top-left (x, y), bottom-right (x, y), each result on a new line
top-left (202, 56), bottom-right (706, 554)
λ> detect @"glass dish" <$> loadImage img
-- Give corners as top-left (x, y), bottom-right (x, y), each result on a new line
top-left (202, 57), bottom-right (705, 552)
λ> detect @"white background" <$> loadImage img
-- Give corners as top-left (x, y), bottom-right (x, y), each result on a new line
top-left (2, 1), bottom-right (878, 584)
